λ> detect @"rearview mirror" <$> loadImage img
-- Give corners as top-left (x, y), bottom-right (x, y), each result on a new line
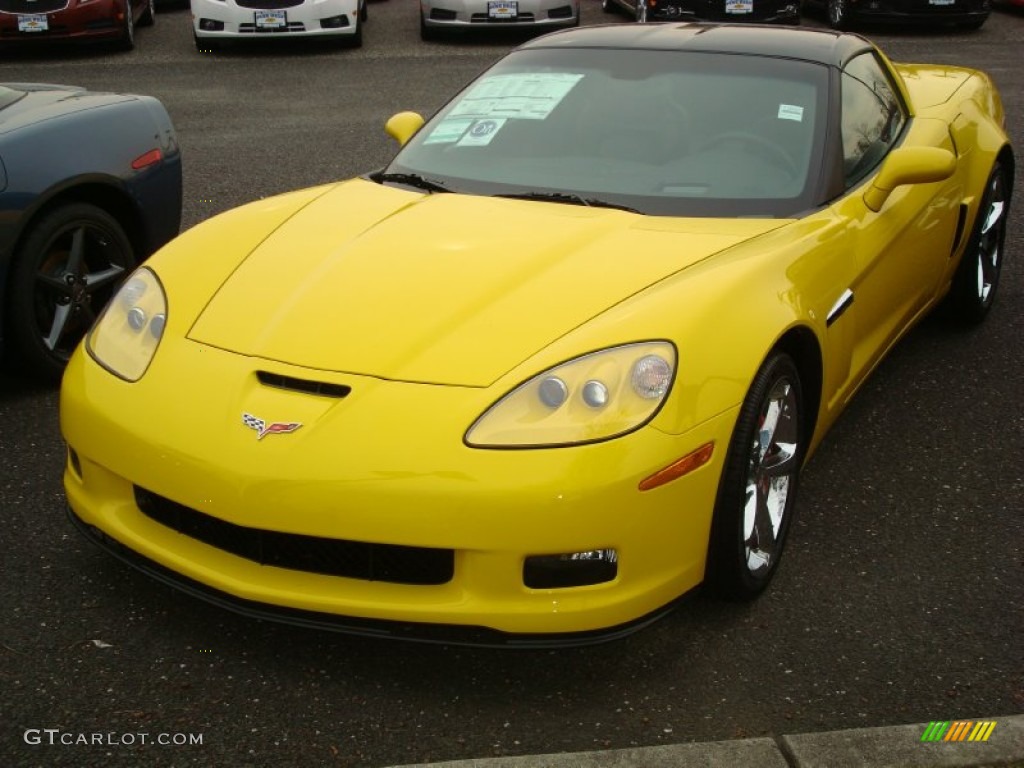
top-left (863, 146), bottom-right (956, 212)
top-left (385, 112), bottom-right (425, 147)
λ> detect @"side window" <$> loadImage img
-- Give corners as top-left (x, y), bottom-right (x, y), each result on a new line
top-left (840, 53), bottom-right (906, 188)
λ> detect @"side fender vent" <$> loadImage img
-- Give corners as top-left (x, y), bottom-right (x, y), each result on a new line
top-left (950, 203), bottom-right (968, 258)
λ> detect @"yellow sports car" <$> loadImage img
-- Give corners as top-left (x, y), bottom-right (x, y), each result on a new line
top-left (61, 23), bottom-right (1014, 645)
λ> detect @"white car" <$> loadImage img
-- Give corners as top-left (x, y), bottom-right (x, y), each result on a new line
top-left (193, 0), bottom-right (367, 51)
top-left (420, 0), bottom-right (580, 40)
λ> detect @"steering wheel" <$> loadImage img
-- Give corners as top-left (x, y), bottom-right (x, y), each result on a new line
top-left (698, 131), bottom-right (798, 177)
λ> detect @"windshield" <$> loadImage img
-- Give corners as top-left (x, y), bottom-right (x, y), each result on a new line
top-left (384, 48), bottom-right (828, 218)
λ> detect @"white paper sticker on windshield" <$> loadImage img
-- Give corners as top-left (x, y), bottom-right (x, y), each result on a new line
top-left (448, 73), bottom-right (584, 121)
top-left (778, 104), bottom-right (804, 122)
top-left (456, 118), bottom-right (506, 147)
top-left (424, 118), bottom-right (473, 145)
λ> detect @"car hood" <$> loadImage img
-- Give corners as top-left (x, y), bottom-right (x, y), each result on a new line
top-left (189, 179), bottom-right (787, 387)
top-left (0, 83), bottom-right (135, 135)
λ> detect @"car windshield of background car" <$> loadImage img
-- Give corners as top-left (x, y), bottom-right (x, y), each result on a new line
top-left (386, 48), bottom-right (829, 218)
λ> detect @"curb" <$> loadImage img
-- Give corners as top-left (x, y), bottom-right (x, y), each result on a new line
top-left (389, 714), bottom-right (1024, 768)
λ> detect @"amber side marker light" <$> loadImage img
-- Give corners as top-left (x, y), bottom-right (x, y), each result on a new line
top-left (131, 149), bottom-right (163, 170)
top-left (639, 442), bottom-right (715, 491)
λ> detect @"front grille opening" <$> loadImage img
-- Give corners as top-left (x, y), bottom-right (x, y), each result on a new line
top-left (257, 371), bottom-right (351, 398)
top-left (524, 550), bottom-right (618, 589)
top-left (134, 487), bottom-right (453, 585)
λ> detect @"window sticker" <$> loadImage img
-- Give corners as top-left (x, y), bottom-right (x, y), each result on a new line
top-left (456, 119), bottom-right (507, 147)
top-left (777, 104), bottom-right (804, 122)
top-left (448, 73), bottom-right (584, 121)
top-left (423, 118), bottom-right (474, 145)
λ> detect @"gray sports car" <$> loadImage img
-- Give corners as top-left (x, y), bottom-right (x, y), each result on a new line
top-left (0, 83), bottom-right (182, 379)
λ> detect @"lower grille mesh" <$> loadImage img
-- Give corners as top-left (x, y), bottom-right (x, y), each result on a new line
top-left (134, 487), bottom-right (454, 585)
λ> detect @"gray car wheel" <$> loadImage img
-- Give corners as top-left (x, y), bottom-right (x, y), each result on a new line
top-left (8, 203), bottom-right (135, 380)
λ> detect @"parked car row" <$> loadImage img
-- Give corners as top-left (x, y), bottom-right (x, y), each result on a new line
top-left (0, 0), bottom-right (1000, 53)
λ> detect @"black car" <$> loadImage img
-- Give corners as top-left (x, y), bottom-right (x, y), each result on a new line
top-left (0, 83), bottom-right (182, 379)
top-left (805, 0), bottom-right (990, 30)
top-left (601, 0), bottom-right (801, 23)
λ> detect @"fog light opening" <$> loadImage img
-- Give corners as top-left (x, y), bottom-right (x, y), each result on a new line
top-left (523, 549), bottom-right (618, 589)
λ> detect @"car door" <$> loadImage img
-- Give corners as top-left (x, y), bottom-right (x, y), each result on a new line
top-left (827, 51), bottom-right (960, 399)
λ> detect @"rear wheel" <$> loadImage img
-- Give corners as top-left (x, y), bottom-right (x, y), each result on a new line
top-left (7, 203), bottom-right (136, 381)
top-left (706, 353), bottom-right (805, 600)
top-left (947, 162), bottom-right (1009, 324)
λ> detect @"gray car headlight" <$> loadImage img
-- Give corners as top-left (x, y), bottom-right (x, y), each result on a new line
top-left (466, 341), bottom-right (676, 448)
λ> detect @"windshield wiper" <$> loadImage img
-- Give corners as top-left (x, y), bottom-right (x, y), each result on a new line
top-left (373, 171), bottom-right (452, 194)
top-left (494, 191), bottom-right (640, 214)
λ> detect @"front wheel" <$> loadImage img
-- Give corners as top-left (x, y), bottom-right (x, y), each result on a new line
top-left (7, 203), bottom-right (136, 381)
top-left (947, 162), bottom-right (1010, 324)
top-left (826, 0), bottom-right (851, 29)
top-left (118, 0), bottom-right (135, 49)
top-left (706, 353), bottom-right (805, 600)
top-left (139, 0), bottom-right (154, 27)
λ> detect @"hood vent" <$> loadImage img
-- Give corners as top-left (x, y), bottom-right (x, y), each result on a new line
top-left (257, 371), bottom-right (351, 399)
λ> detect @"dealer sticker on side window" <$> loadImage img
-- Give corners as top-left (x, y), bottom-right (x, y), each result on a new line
top-left (18, 14), bottom-right (48, 32)
top-left (777, 104), bottom-right (804, 122)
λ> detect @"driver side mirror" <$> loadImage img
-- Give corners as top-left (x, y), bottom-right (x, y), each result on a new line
top-left (385, 112), bottom-right (425, 147)
top-left (863, 146), bottom-right (956, 212)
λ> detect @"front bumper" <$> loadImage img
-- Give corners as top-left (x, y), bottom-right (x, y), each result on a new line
top-left (421, 0), bottom-right (579, 29)
top-left (192, 0), bottom-right (359, 39)
top-left (649, 0), bottom-right (801, 23)
top-left (0, 6), bottom-right (124, 43)
top-left (841, 0), bottom-right (990, 24)
top-left (61, 338), bottom-right (738, 640)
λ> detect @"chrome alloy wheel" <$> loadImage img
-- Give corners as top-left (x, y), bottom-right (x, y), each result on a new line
top-left (743, 377), bottom-right (801, 577)
top-left (973, 171), bottom-right (1006, 305)
top-left (635, 0), bottom-right (648, 22)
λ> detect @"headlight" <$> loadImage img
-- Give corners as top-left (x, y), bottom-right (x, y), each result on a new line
top-left (465, 341), bottom-right (676, 448)
top-left (86, 267), bottom-right (167, 381)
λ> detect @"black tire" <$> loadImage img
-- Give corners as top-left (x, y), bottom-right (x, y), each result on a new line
top-left (947, 161), bottom-right (1010, 324)
top-left (359, 0), bottom-right (368, 22)
top-left (119, 0), bottom-right (136, 49)
top-left (420, 13), bottom-right (438, 41)
top-left (342, 14), bottom-right (362, 47)
top-left (826, 0), bottom-right (851, 29)
top-left (601, 0), bottom-right (618, 13)
top-left (958, 14), bottom-right (988, 31)
top-left (706, 353), bottom-right (805, 601)
top-left (139, 0), bottom-right (155, 27)
top-left (7, 203), bottom-right (136, 381)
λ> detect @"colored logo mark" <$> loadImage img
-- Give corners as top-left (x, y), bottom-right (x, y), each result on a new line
top-left (921, 720), bottom-right (997, 742)
top-left (242, 412), bottom-right (302, 440)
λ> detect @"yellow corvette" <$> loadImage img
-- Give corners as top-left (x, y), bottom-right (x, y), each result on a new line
top-left (61, 23), bottom-right (1013, 645)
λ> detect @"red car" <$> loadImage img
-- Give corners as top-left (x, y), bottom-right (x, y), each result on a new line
top-left (0, 0), bottom-right (154, 49)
